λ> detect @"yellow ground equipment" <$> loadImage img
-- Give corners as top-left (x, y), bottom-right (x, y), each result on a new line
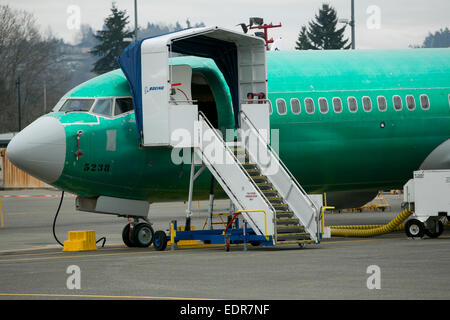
top-left (329, 209), bottom-right (412, 237)
top-left (362, 192), bottom-right (391, 212)
top-left (168, 224), bottom-right (202, 247)
top-left (63, 230), bottom-right (98, 252)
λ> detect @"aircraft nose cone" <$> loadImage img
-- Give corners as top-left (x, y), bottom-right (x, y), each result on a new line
top-left (6, 117), bottom-right (66, 184)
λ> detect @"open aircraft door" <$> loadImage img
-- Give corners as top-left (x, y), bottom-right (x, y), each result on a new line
top-left (119, 26), bottom-right (269, 147)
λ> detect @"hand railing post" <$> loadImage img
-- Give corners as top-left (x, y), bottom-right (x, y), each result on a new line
top-left (170, 220), bottom-right (177, 250)
top-left (243, 220), bottom-right (248, 251)
top-left (320, 206), bottom-right (334, 240)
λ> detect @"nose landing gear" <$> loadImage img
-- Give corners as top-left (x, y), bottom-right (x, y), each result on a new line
top-left (122, 219), bottom-right (154, 248)
top-left (121, 218), bottom-right (168, 250)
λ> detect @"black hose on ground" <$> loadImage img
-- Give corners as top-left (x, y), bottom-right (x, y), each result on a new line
top-left (96, 236), bottom-right (106, 247)
top-left (52, 190), bottom-right (106, 248)
top-left (52, 190), bottom-right (65, 246)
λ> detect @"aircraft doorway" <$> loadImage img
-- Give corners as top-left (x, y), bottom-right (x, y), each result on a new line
top-left (191, 73), bottom-right (218, 128)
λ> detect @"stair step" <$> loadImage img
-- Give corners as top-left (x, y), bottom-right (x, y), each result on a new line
top-left (277, 225), bottom-right (305, 233)
top-left (242, 162), bottom-right (257, 168)
top-left (256, 182), bottom-right (273, 187)
top-left (276, 211), bottom-right (294, 218)
top-left (272, 203), bottom-right (289, 209)
top-left (251, 176), bottom-right (268, 181)
top-left (261, 189), bottom-right (278, 194)
top-left (276, 210), bottom-right (294, 214)
top-left (277, 232), bottom-right (310, 240)
top-left (275, 239), bottom-right (316, 245)
top-left (266, 196), bottom-right (283, 202)
top-left (276, 217), bottom-right (300, 225)
top-left (246, 168), bottom-right (262, 175)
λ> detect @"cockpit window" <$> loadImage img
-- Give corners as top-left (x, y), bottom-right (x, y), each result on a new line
top-left (60, 99), bottom-right (95, 112)
top-left (114, 98), bottom-right (134, 115)
top-left (92, 99), bottom-right (113, 117)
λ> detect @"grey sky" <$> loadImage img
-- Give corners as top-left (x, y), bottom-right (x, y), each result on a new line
top-left (2, 0), bottom-right (449, 49)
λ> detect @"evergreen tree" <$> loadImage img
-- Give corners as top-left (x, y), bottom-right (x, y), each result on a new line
top-left (295, 26), bottom-right (313, 50)
top-left (90, 3), bottom-right (133, 74)
top-left (296, 4), bottom-right (350, 50)
top-left (423, 27), bottom-right (450, 48)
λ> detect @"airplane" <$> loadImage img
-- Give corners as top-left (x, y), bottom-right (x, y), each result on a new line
top-left (5, 27), bottom-right (450, 248)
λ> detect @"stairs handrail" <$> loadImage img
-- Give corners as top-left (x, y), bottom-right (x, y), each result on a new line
top-left (197, 111), bottom-right (277, 236)
top-left (239, 110), bottom-right (321, 213)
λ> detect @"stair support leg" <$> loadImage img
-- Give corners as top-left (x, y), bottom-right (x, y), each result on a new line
top-left (185, 156), bottom-right (207, 231)
top-left (185, 160), bottom-right (196, 231)
top-left (208, 176), bottom-right (215, 230)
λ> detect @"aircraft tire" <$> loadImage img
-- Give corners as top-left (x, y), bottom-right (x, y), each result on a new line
top-left (132, 222), bottom-right (154, 247)
top-left (405, 219), bottom-right (425, 238)
top-left (122, 223), bottom-right (136, 247)
top-left (153, 231), bottom-right (168, 251)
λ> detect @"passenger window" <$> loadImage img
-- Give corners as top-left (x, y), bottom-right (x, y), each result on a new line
top-left (420, 95), bottom-right (430, 110)
top-left (318, 98), bottom-right (328, 113)
top-left (268, 101), bottom-right (273, 114)
top-left (60, 99), bottom-right (95, 112)
top-left (348, 97), bottom-right (357, 113)
top-left (291, 98), bottom-right (301, 114)
top-left (406, 95), bottom-right (415, 111)
top-left (92, 99), bottom-right (113, 117)
top-left (305, 98), bottom-right (315, 114)
top-left (362, 96), bottom-right (372, 112)
top-left (114, 98), bottom-right (134, 115)
top-left (332, 97), bottom-right (342, 113)
top-left (276, 99), bottom-right (287, 115)
top-left (377, 96), bottom-right (387, 112)
top-left (393, 95), bottom-right (402, 111)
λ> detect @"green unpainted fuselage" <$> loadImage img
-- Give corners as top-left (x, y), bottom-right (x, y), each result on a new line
top-left (47, 49), bottom-right (450, 202)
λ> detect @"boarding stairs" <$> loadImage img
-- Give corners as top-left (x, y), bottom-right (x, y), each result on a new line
top-left (194, 111), bottom-right (321, 246)
top-left (118, 26), bottom-right (322, 246)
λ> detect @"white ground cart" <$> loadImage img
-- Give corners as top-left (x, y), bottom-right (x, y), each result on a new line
top-left (403, 170), bottom-right (449, 238)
